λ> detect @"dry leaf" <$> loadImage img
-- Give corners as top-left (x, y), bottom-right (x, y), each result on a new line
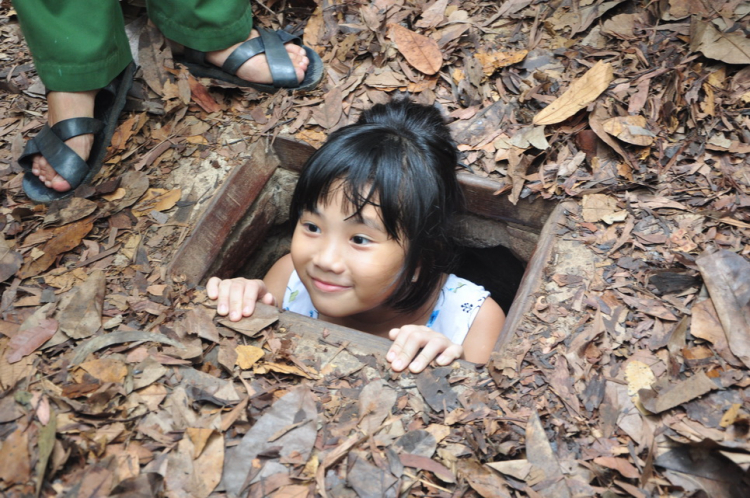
top-left (57, 269), bottom-right (106, 339)
top-left (593, 457), bottom-right (640, 479)
top-left (696, 250), bottom-right (750, 368)
top-left (457, 459), bottom-right (513, 498)
top-left (416, 0), bottom-right (448, 28)
top-left (690, 18), bottom-right (750, 65)
top-left (486, 459), bottom-right (532, 481)
top-left (0, 236), bottom-right (23, 283)
top-left (311, 87), bottom-right (343, 129)
top-left (17, 217), bottom-right (94, 279)
top-left (581, 194), bottom-right (620, 223)
top-left (475, 49), bottom-right (528, 76)
top-left (691, 298), bottom-right (742, 366)
top-left (235, 345), bottom-right (264, 369)
top-left (187, 427), bottom-right (215, 459)
top-left (217, 304), bottom-right (278, 337)
top-left (43, 198), bottom-right (98, 226)
top-left (525, 411), bottom-right (571, 497)
top-left (0, 427), bottom-right (31, 484)
top-left (80, 358), bottom-right (128, 383)
top-left (388, 24), bottom-right (443, 75)
top-left (254, 361), bottom-right (315, 379)
top-left (533, 61), bottom-right (614, 125)
top-left (132, 188), bottom-right (181, 218)
top-left (186, 73), bottom-right (221, 113)
top-left (639, 371), bottom-right (719, 414)
top-left (223, 387), bottom-right (317, 496)
top-left (624, 360), bottom-right (656, 396)
top-left (602, 115), bottom-right (655, 146)
top-left (5, 318), bottom-right (57, 364)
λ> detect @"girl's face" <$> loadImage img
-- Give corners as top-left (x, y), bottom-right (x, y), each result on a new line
top-left (290, 185), bottom-right (407, 323)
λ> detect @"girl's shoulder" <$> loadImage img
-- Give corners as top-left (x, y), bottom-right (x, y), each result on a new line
top-left (264, 254), bottom-right (295, 305)
top-left (441, 274), bottom-right (487, 300)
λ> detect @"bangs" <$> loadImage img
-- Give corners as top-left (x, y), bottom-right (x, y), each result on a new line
top-left (291, 125), bottom-right (428, 244)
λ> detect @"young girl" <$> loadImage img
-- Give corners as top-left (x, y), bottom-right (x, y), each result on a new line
top-left (207, 99), bottom-right (505, 373)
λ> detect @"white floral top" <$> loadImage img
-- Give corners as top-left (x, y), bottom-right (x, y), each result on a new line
top-left (282, 271), bottom-right (489, 345)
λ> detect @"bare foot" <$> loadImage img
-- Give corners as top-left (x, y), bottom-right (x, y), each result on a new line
top-left (204, 29), bottom-right (309, 85)
top-left (31, 90), bottom-right (98, 192)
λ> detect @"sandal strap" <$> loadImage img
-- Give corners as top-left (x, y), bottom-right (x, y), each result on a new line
top-left (51, 117), bottom-right (104, 142)
top-left (222, 36), bottom-right (264, 75)
top-left (18, 121), bottom-right (98, 188)
top-left (18, 117), bottom-right (103, 169)
top-left (36, 126), bottom-right (91, 188)
top-left (222, 27), bottom-right (299, 88)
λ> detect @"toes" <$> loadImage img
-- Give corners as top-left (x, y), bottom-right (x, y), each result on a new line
top-left (49, 173), bottom-right (71, 192)
top-left (30, 150), bottom-right (72, 191)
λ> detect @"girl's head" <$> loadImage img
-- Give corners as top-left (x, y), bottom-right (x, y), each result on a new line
top-left (290, 99), bottom-right (462, 314)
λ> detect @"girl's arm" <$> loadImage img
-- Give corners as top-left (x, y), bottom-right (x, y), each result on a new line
top-left (387, 297), bottom-right (505, 373)
top-left (462, 297), bottom-right (505, 364)
top-left (206, 254), bottom-right (294, 321)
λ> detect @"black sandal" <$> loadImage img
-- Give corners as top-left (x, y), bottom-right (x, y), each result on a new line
top-left (176, 27), bottom-right (323, 93)
top-left (18, 62), bottom-right (136, 204)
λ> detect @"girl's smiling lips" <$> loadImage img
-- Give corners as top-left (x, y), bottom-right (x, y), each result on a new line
top-left (311, 277), bottom-right (350, 292)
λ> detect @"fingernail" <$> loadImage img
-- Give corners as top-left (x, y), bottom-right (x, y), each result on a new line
top-left (393, 360), bottom-right (403, 370)
top-left (230, 311), bottom-right (240, 321)
top-left (218, 305), bottom-right (227, 314)
top-left (386, 351), bottom-right (394, 361)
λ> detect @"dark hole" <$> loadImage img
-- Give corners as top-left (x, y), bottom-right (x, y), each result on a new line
top-left (454, 245), bottom-right (526, 315)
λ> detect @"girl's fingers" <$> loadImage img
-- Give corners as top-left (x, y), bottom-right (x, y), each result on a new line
top-left (215, 279), bottom-right (233, 316)
top-left (407, 339), bottom-right (450, 374)
top-left (261, 292), bottom-right (276, 306)
top-left (206, 277), bottom-right (221, 299)
top-left (210, 278), bottom-right (261, 321)
top-left (241, 281), bottom-right (268, 317)
top-left (387, 326), bottom-right (463, 373)
top-left (435, 343), bottom-right (463, 366)
top-left (389, 326), bottom-right (428, 372)
top-left (228, 280), bottom-right (254, 320)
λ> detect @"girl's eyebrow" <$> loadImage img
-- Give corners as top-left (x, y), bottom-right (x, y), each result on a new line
top-left (346, 212), bottom-right (386, 232)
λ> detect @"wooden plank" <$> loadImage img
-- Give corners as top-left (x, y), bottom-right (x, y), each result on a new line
top-left (277, 306), bottom-right (391, 355)
top-left (457, 172), bottom-right (555, 230)
top-left (494, 200), bottom-right (578, 351)
top-left (272, 136), bottom-right (316, 173)
top-left (274, 304), bottom-right (476, 370)
top-left (169, 143), bottom-right (279, 286)
top-left (203, 182), bottom-right (279, 281)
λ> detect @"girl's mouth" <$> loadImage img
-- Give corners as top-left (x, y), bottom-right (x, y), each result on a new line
top-left (311, 277), bottom-right (350, 293)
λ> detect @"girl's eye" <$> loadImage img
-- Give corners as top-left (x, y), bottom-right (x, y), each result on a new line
top-left (303, 222), bottom-right (320, 234)
top-left (351, 235), bottom-right (371, 245)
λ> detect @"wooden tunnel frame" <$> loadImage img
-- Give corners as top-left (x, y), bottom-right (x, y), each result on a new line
top-left (170, 137), bottom-right (574, 356)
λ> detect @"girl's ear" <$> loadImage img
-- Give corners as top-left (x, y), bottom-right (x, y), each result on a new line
top-left (411, 266), bottom-right (420, 283)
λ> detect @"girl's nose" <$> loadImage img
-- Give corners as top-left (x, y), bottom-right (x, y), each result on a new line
top-left (312, 240), bottom-right (345, 274)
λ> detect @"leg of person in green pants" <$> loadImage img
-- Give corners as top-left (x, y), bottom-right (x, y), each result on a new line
top-left (14, 0), bottom-right (134, 197)
top-left (147, 0), bottom-right (312, 95)
top-left (13, 0), bottom-right (315, 202)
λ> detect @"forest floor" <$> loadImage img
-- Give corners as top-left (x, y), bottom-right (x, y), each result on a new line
top-left (1, 1), bottom-right (750, 497)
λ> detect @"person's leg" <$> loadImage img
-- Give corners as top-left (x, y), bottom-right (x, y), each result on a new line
top-left (147, 0), bottom-right (308, 86)
top-left (14, 0), bottom-right (132, 191)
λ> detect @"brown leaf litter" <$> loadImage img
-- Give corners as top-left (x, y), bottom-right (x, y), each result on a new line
top-left (1, 1), bottom-right (750, 497)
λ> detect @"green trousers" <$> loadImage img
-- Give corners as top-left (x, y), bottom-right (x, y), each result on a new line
top-left (13, 0), bottom-right (254, 91)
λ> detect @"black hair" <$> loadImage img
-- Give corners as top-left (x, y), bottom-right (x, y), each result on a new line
top-left (290, 98), bottom-right (463, 314)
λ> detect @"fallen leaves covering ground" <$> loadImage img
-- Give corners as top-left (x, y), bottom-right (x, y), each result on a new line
top-left (1, 0), bottom-right (750, 496)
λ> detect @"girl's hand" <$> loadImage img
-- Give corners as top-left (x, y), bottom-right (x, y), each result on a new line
top-left (206, 277), bottom-right (277, 321)
top-left (386, 325), bottom-right (463, 374)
